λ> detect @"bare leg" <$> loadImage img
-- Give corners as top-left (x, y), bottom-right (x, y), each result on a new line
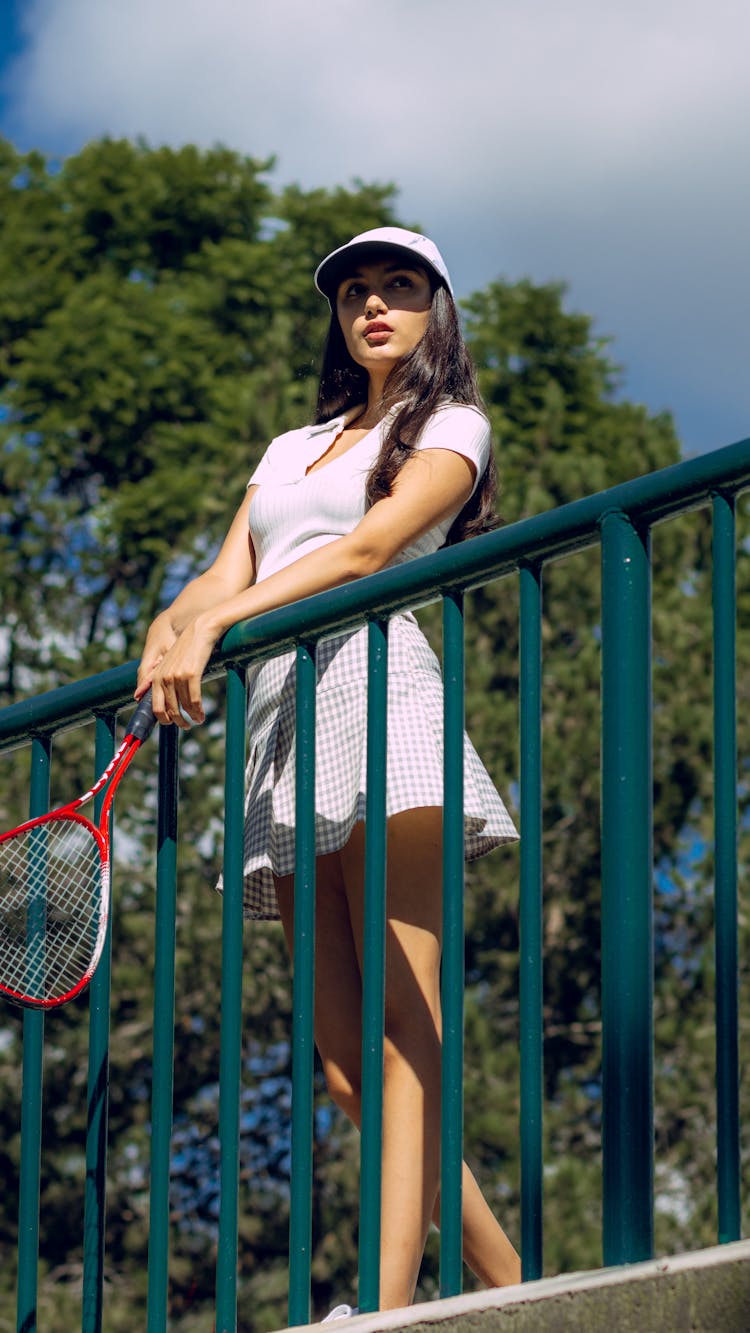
top-left (276, 812), bottom-right (520, 1310)
top-left (339, 811), bottom-right (443, 1307)
top-left (276, 852), bottom-right (364, 1126)
top-left (431, 1163), bottom-right (520, 1289)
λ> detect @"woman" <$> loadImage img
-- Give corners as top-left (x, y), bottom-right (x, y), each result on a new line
top-left (136, 227), bottom-right (521, 1311)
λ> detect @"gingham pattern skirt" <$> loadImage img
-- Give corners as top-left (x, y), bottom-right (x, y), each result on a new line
top-left (226, 613), bottom-right (518, 919)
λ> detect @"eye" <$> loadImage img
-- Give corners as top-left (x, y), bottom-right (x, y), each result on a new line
top-left (387, 273), bottom-right (414, 289)
top-left (339, 279), bottom-right (366, 300)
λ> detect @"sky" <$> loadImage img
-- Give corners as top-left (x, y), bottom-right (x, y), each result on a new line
top-left (0, 0), bottom-right (748, 457)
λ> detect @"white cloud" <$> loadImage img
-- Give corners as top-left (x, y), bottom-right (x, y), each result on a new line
top-left (2, 0), bottom-right (749, 452)
top-left (7, 1), bottom-right (749, 185)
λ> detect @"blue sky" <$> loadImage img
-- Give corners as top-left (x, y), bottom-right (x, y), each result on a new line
top-left (1, 0), bottom-right (748, 457)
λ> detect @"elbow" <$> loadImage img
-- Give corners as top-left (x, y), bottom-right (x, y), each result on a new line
top-left (344, 537), bottom-right (390, 580)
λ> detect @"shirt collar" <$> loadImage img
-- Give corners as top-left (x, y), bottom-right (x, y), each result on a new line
top-left (308, 402), bottom-right (405, 438)
top-left (307, 404), bottom-right (367, 437)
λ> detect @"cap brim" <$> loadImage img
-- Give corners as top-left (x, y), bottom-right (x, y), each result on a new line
top-left (315, 240), bottom-right (445, 301)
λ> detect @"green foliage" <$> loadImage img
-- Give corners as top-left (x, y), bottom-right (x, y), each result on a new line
top-left (0, 134), bottom-right (748, 1330)
top-left (0, 138), bottom-right (396, 688)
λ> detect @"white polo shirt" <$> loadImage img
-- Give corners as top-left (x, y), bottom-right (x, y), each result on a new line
top-left (247, 402), bottom-right (491, 583)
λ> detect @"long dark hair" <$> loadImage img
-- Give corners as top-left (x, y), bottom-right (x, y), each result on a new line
top-left (315, 282), bottom-right (498, 544)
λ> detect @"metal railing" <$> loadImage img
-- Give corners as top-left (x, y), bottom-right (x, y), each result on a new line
top-left (2, 435), bottom-right (748, 1332)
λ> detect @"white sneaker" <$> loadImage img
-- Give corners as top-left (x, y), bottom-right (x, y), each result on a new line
top-left (322, 1305), bottom-right (358, 1322)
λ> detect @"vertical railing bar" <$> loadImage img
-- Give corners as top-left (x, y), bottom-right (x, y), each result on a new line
top-left (440, 591), bottom-right (465, 1298)
top-left (711, 490), bottom-right (740, 1243)
top-left (288, 642), bottom-right (317, 1327)
top-left (81, 714), bottom-right (117, 1333)
top-left (600, 511), bottom-right (654, 1266)
top-left (16, 733), bottom-right (51, 1333)
top-left (216, 665), bottom-right (247, 1333)
top-left (358, 618), bottom-right (389, 1314)
top-left (146, 724), bottom-right (180, 1331)
top-left (518, 563), bottom-right (544, 1281)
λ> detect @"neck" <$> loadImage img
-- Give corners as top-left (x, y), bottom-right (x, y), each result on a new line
top-left (354, 373), bottom-right (388, 430)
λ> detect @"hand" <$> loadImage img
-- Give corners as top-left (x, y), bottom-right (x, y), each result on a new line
top-left (149, 614), bottom-right (219, 727)
top-left (135, 613), bottom-right (178, 701)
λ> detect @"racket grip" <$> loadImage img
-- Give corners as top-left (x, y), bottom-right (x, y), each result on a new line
top-left (126, 688), bottom-right (158, 742)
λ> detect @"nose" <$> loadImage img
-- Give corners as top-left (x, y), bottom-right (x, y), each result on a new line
top-left (364, 287), bottom-right (387, 317)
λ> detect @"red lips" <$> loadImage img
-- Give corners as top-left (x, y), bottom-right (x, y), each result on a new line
top-left (364, 321), bottom-right (393, 336)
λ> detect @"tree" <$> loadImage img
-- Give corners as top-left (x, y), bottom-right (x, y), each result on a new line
top-left (0, 137), bottom-right (396, 687)
top-left (0, 136), bottom-right (747, 1329)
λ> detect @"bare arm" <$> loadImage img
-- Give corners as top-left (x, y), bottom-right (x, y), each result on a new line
top-left (136, 486), bottom-right (258, 698)
top-left (147, 448), bottom-right (475, 726)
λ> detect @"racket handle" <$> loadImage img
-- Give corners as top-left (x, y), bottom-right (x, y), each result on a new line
top-left (125, 688), bottom-right (158, 742)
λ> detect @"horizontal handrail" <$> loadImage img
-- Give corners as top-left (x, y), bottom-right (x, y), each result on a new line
top-left (2, 432), bottom-right (749, 750)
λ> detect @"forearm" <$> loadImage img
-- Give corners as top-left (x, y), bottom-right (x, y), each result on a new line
top-left (174, 447), bottom-right (474, 645)
top-left (142, 535), bottom-right (371, 722)
top-left (199, 535), bottom-right (373, 641)
top-left (162, 569), bottom-right (253, 634)
top-left (144, 447), bottom-right (476, 725)
top-left (136, 569), bottom-right (256, 701)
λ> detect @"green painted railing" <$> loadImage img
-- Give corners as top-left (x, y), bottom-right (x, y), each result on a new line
top-left (1, 435), bottom-right (748, 1332)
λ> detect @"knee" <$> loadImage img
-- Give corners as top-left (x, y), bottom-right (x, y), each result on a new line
top-left (322, 1055), bottom-right (362, 1122)
top-left (381, 1034), bottom-right (403, 1090)
top-left (382, 1012), bottom-right (441, 1086)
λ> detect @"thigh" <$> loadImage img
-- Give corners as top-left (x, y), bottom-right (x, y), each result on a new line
top-left (339, 808), bottom-right (444, 1033)
top-left (275, 852), bottom-right (363, 1069)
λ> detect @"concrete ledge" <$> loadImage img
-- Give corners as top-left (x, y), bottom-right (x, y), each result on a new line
top-left (293, 1240), bottom-right (750, 1333)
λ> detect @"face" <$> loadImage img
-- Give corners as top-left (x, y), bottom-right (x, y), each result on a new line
top-left (334, 257), bottom-right (433, 381)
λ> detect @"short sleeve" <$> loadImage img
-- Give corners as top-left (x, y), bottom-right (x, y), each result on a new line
top-left (414, 404), bottom-right (491, 495)
top-left (246, 439), bottom-right (277, 489)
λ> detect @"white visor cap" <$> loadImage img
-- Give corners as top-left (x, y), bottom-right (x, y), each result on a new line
top-left (314, 226), bottom-right (453, 302)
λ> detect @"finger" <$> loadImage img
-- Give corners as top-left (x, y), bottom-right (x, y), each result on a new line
top-left (176, 678), bottom-right (206, 725)
top-left (135, 664), bottom-right (150, 700)
top-left (150, 679), bottom-right (173, 726)
top-left (135, 652), bottom-right (165, 699)
top-left (154, 674), bottom-right (190, 729)
top-left (162, 677), bottom-right (192, 730)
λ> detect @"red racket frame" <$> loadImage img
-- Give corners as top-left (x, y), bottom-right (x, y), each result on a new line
top-left (0, 696), bottom-right (155, 1009)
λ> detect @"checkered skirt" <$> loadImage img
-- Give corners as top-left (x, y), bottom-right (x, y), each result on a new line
top-left (228, 613), bottom-right (518, 919)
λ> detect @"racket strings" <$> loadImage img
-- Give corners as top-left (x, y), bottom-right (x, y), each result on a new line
top-left (0, 820), bottom-right (104, 1003)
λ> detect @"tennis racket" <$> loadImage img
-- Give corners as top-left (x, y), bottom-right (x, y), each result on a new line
top-left (0, 693), bottom-right (157, 1010)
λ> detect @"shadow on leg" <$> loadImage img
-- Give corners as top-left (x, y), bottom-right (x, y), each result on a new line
top-left (276, 812), bottom-right (520, 1309)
